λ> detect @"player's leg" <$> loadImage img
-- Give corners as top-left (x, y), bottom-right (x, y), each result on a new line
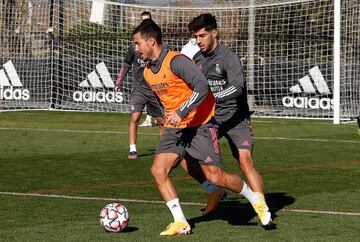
top-left (128, 112), bottom-right (141, 159)
top-left (153, 128), bottom-right (191, 236)
top-left (225, 118), bottom-right (271, 225)
top-left (200, 160), bottom-right (271, 226)
top-left (238, 149), bottom-right (264, 194)
top-left (128, 90), bottom-right (147, 159)
top-left (180, 157), bottom-right (225, 215)
top-left (151, 152), bottom-right (181, 202)
top-left (189, 122), bottom-right (272, 226)
top-left (226, 117), bottom-right (265, 194)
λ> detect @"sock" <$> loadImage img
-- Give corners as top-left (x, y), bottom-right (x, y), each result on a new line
top-left (129, 144), bottom-right (136, 152)
top-left (166, 198), bottom-right (187, 222)
top-left (201, 180), bottom-right (218, 193)
top-left (239, 181), bottom-right (260, 204)
top-left (145, 115), bottom-right (152, 122)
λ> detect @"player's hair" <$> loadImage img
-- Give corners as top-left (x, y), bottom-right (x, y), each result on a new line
top-left (133, 19), bottom-right (162, 45)
top-left (188, 13), bottom-right (217, 33)
top-left (140, 11), bottom-right (152, 19)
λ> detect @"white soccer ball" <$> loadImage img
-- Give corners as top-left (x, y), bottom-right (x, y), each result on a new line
top-left (99, 203), bottom-right (130, 232)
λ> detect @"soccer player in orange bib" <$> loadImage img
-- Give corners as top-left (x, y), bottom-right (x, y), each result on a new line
top-left (133, 19), bottom-right (267, 236)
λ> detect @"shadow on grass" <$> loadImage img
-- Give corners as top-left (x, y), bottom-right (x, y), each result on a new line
top-left (137, 148), bottom-right (155, 158)
top-left (188, 192), bottom-right (295, 231)
top-left (121, 227), bottom-right (139, 233)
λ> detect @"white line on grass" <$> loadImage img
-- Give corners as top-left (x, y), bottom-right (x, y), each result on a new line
top-left (1, 127), bottom-right (359, 144)
top-left (0, 191), bottom-right (204, 206)
top-left (255, 136), bottom-right (360, 144)
top-left (1, 191), bottom-right (360, 217)
top-left (0, 127), bottom-right (147, 135)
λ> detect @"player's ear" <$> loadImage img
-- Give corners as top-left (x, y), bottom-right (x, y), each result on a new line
top-left (148, 36), bottom-right (156, 46)
top-left (212, 29), bottom-right (218, 39)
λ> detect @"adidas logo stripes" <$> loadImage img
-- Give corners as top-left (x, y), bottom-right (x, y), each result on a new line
top-left (289, 66), bottom-right (331, 95)
top-left (0, 60), bottom-right (22, 87)
top-left (0, 60), bottom-right (30, 100)
top-left (79, 62), bottom-right (114, 88)
top-left (73, 62), bottom-right (123, 103)
top-left (282, 66), bottom-right (333, 110)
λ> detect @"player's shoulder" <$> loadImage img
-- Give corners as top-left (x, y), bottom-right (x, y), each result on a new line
top-left (218, 44), bottom-right (236, 57)
top-left (218, 44), bottom-right (241, 65)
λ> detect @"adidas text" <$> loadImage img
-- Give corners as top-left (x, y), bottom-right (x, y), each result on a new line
top-left (0, 86), bottom-right (30, 100)
top-left (282, 96), bottom-right (333, 110)
top-left (73, 91), bottom-right (123, 103)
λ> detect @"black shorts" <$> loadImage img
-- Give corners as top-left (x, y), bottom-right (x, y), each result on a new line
top-left (155, 122), bottom-right (222, 167)
top-left (218, 116), bottom-right (254, 152)
top-left (130, 89), bottom-right (163, 117)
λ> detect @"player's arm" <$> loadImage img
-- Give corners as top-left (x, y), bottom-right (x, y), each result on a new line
top-left (170, 55), bottom-right (210, 119)
top-left (115, 45), bottom-right (134, 91)
top-left (214, 52), bottom-right (245, 103)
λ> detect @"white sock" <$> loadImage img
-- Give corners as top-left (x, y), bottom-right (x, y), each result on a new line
top-left (201, 180), bottom-right (218, 193)
top-left (145, 115), bottom-right (152, 122)
top-left (239, 181), bottom-right (260, 204)
top-left (129, 144), bottom-right (136, 152)
top-left (166, 198), bottom-right (187, 222)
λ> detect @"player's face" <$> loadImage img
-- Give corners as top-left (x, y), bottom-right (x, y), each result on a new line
top-left (192, 27), bottom-right (218, 53)
top-left (133, 32), bottom-right (153, 61)
top-left (141, 15), bottom-right (151, 21)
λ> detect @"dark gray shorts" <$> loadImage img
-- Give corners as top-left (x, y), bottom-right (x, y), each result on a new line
top-left (130, 89), bottom-right (163, 117)
top-left (218, 116), bottom-right (254, 151)
top-left (155, 122), bottom-right (222, 167)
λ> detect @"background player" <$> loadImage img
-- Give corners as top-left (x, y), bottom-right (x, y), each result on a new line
top-left (115, 11), bottom-right (164, 159)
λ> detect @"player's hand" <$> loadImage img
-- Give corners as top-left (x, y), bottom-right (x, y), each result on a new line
top-left (165, 112), bottom-right (181, 127)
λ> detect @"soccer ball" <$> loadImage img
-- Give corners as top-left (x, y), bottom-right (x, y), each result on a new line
top-left (99, 202), bottom-right (129, 232)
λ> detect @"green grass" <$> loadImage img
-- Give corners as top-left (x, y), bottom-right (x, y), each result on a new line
top-left (0, 111), bottom-right (359, 241)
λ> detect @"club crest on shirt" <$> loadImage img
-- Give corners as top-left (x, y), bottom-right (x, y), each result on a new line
top-left (215, 63), bottom-right (221, 74)
top-left (137, 58), bottom-right (147, 67)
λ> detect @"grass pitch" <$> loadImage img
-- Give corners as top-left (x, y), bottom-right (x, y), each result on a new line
top-left (0, 111), bottom-right (359, 241)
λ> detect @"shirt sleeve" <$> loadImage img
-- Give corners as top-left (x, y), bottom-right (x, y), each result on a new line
top-left (214, 52), bottom-right (245, 103)
top-left (116, 45), bottom-right (134, 87)
top-left (170, 55), bottom-right (210, 119)
top-left (181, 39), bottom-right (200, 60)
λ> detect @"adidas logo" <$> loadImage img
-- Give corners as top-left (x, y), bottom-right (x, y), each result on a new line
top-left (73, 62), bottom-right (123, 103)
top-left (0, 60), bottom-right (30, 100)
top-left (242, 140), bottom-right (250, 147)
top-left (205, 156), bottom-right (213, 163)
top-left (282, 66), bottom-right (333, 110)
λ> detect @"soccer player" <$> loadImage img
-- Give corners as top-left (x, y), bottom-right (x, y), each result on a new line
top-left (133, 19), bottom-right (268, 236)
top-left (186, 13), bottom-right (272, 226)
top-left (115, 11), bottom-right (164, 159)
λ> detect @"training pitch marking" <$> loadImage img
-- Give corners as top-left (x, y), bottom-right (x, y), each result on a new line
top-left (1, 191), bottom-right (360, 217)
top-left (1, 127), bottom-right (359, 144)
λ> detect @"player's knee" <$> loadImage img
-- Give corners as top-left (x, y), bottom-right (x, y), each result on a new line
top-left (204, 170), bottom-right (222, 186)
top-left (150, 163), bottom-right (166, 179)
top-left (239, 150), bottom-right (254, 171)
